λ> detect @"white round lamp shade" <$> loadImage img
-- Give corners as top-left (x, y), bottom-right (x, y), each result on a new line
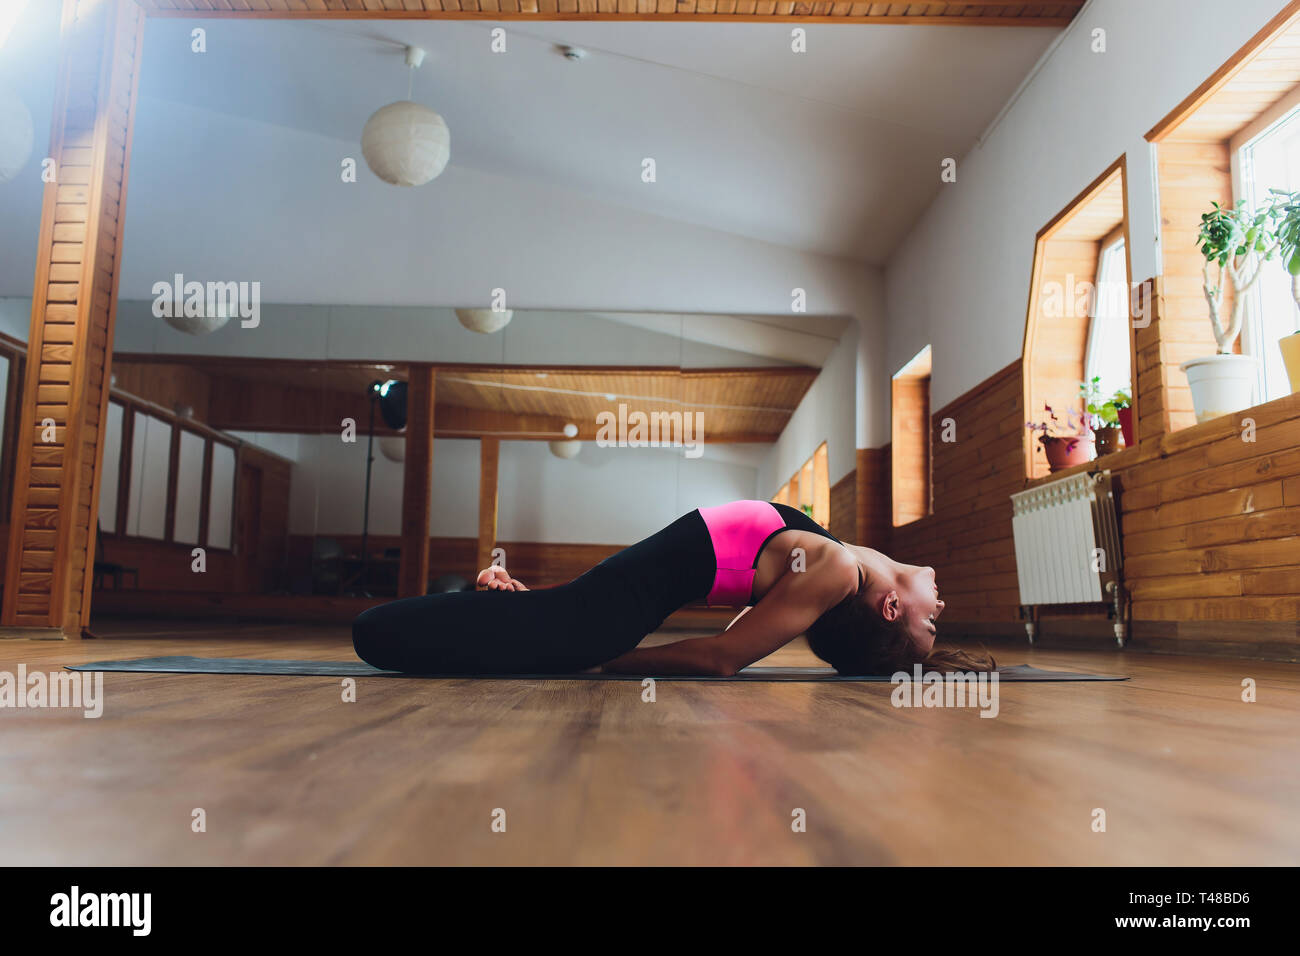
top-left (361, 101), bottom-right (450, 187)
top-left (456, 308), bottom-right (513, 334)
top-left (164, 312), bottom-right (230, 336)
top-left (0, 85), bottom-right (35, 184)
top-left (549, 439), bottom-right (581, 460)
top-left (378, 435), bottom-right (406, 463)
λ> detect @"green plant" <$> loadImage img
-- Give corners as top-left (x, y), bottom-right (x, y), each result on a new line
top-left (1110, 388), bottom-right (1131, 410)
top-left (1197, 192), bottom-right (1293, 352)
top-left (1080, 377), bottom-right (1119, 429)
top-left (1026, 404), bottom-right (1089, 451)
top-left (800, 503), bottom-right (814, 520)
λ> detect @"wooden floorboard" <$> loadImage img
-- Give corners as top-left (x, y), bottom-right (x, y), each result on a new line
top-left (0, 619), bottom-right (1297, 865)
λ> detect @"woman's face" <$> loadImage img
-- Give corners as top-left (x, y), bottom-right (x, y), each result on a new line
top-left (896, 563), bottom-right (944, 654)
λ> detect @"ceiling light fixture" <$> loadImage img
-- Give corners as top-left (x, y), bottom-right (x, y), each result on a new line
top-left (455, 308), bottom-right (512, 334)
top-left (549, 439), bottom-right (581, 460)
top-left (361, 45), bottom-right (450, 187)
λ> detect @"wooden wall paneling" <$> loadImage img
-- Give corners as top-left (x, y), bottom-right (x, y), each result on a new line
top-left (397, 366), bottom-right (436, 597)
top-left (829, 467), bottom-right (856, 544)
top-left (477, 437), bottom-right (500, 576)
top-left (1, 0), bottom-right (145, 636)
top-left (854, 446), bottom-right (891, 551)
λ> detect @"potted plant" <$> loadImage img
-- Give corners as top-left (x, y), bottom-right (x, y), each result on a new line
top-left (1080, 377), bottom-right (1121, 456)
top-left (1026, 403), bottom-right (1094, 472)
top-left (1111, 388), bottom-right (1133, 447)
top-left (1188, 193), bottom-right (1290, 421)
top-left (1275, 190), bottom-right (1300, 393)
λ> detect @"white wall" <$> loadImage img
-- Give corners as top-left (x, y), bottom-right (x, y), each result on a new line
top-left (884, 0), bottom-right (1291, 411)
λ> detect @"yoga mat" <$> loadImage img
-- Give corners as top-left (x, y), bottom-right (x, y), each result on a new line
top-left (67, 656), bottom-right (1127, 682)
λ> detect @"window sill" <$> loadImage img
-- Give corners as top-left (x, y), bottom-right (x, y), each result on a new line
top-left (1022, 389), bottom-right (1300, 489)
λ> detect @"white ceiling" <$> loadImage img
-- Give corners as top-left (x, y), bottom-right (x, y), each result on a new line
top-left (131, 18), bottom-right (1056, 263)
top-left (0, 9), bottom-right (1058, 310)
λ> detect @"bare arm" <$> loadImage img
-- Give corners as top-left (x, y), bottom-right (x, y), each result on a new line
top-left (600, 548), bottom-right (858, 676)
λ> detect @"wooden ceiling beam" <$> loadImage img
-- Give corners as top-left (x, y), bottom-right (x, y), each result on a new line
top-left (135, 2), bottom-right (1082, 28)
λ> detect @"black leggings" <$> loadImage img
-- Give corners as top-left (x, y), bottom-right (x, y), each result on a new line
top-left (352, 510), bottom-right (717, 674)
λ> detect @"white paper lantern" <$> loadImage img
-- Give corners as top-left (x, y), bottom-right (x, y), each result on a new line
top-left (549, 439), bottom-right (581, 460)
top-left (455, 308), bottom-right (513, 334)
top-left (378, 435), bottom-right (405, 462)
top-left (361, 100), bottom-right (450, 187)
top-left (0, 85), bottom-right (34, 184)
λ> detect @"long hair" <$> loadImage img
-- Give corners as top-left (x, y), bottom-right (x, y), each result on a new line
top-left (805, 573), bottom-right (995, 675)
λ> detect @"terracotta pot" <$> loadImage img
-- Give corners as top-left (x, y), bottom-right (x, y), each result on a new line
top-left (1095, 427), bottom-right (1120, 457)
top-left (1116, 406), bottom-right (1134, 446)
top-left (1040, 434), bottom-right (1094, 471)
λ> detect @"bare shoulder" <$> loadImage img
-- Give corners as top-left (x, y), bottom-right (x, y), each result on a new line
top-left (817, 542), bottom-right (861, 599)
top-left (784, 536), bottom-right (859, 602)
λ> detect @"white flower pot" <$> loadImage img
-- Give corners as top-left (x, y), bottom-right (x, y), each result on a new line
top-left (1180, 354), bottom-right (1258, 424)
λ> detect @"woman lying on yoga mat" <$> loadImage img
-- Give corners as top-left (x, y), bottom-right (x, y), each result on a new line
top-left (352, 499), bottom-right (994, 676)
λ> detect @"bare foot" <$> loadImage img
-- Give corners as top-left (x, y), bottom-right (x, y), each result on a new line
top-left (476, 567), bottom-right (528, 591)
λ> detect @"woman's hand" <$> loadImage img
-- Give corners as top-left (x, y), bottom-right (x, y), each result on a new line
top-left (476, 567), bottom-right (528, 592)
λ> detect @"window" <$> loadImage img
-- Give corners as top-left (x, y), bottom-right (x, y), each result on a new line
top-left (773, 441), bottom-right (829, 528)
top-left (126, 413), bottom-right (172, 540)
top-left (1147, 7), bottom-right (1300, 431)
top-left (1022, 157), bottom-right (1133, 476)
top-left (173, 429), bottom-right (206, 545)
top-left (99, 394), bottom-right (239, 551)
top-left (98, 401), bottom-right (124, 533)
top-left (891, 346), bottom-right (931, 527)
top-left (208, 442), bottom-right (235, 550)
top-left (1084, 233), bottom-right (1132, 401)
top-left (1234, 88), bottom-right (1300, 404)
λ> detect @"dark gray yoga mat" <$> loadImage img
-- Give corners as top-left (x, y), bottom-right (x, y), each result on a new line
top-left (67, 656), bottom-right (1127, 682)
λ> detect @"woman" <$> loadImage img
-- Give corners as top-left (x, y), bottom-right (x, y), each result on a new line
top-left (352, 499), bottom-right (993, 676)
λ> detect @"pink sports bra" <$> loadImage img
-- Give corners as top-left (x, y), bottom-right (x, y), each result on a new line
top-left (697, 500), bottom-right (792, 607)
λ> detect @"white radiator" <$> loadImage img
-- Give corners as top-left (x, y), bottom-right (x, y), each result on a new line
top-left (1010, 470), bottom-right (1127, 646)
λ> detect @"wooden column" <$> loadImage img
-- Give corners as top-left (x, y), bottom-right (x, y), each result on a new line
top-left (477, 437), bottom-right (500, 575)
top-left (2, 0), bottom-right (145, 637)
top-left (396, 366), bottom-right (436, 598)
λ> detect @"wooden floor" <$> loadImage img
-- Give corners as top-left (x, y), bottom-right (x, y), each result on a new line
top-left (2, 618), bottom-right (1298, 865)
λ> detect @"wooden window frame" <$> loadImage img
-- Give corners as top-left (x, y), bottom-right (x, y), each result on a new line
top-left (1144, 1), bottom-right (1300, 435)
top-left (1021, 155), bottom-right (1135, 479)
top-left (891, 346), bottom-right (932, 528)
